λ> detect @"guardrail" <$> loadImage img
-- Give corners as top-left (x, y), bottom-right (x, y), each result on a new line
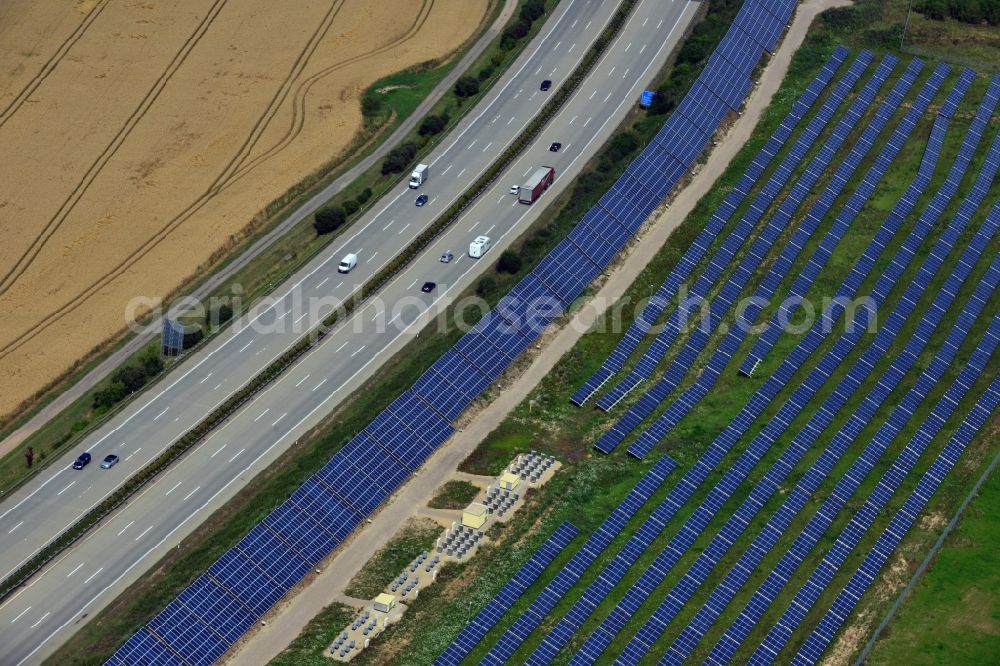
top-left (0, 0), bottom-right (639, 603)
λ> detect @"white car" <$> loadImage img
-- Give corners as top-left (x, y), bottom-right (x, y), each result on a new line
top-left (509, 185), bottom-right (519, 195)
top-left (338, 253), bottom-right (357, 273)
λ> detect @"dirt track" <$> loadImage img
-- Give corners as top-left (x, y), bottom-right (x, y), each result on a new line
top-left (0, 0), bottom-right (486, 420)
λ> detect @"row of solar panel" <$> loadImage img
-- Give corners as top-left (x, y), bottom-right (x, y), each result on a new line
top-left (464, 455), bottom-right (678, 665)
top-left (657, 74), bottom-right (1000, 664)
top-left (568, 0), bottom-right (816, 407)
top-left (434, 521), bottom-right (579, 666)
top-left (617, 58), bottom-right (944, 460)
top-left (590, 53), bottom-right (897, 453)
top-left (110, 389), bottom-right (458, 666)
top-left (639, 110), bottom-right (996, 666)
top-left (701, 130), bottom-right (1000, 665)
top-left (589, 49), bottom-right (884, 416)
top-left (546, 76), bottom-right (1000, 666)
top-left (569, 46), bottom-right (850, 407)
top-left (740, 61), bottom-right (961, 373)
top-left (748, 279), bottom-right (1000, 665)
top-left (590, 50), bottom-right (882, 415)
top-left (795, 350), bottom-right (1000, 664)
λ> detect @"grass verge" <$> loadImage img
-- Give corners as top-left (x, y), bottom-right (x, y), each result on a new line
top-left (427, 481), bottom-right (482, 509)
top-left (344, 518), bottom-right (443, 599)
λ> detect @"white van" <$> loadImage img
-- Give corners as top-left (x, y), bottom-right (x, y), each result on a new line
top-left (468, 235), bottom-right (492, 258)
top-left (338, 253), bottom-right (358, 273)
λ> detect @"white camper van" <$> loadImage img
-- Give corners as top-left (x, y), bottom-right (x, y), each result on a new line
top-left (338, 253), bottom-right (358, 273)
top-left (468, 235), bottom-right (492, 258)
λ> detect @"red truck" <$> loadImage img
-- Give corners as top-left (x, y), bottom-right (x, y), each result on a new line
top-left (518, 166), bottom-right (555, 204)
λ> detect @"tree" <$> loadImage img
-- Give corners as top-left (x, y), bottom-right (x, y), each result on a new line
top-left (342, 199), bottom-right (359, 216)
top-left (520, 0), bottom-right (546, 22)
top-left (142, 351), bottom-right (165, 376)
top-left (112, 365), bottom-right (147, 393)
top-left (361, 92), bottom-right (383, 119)
top-left (496, 250), bottom-right (523, 274)
top-left (182, 327), bottom-right (204, 350)
top-left (356, 187), bottom-right (373, 205)
top-left (381, 142), bottom-right (417, 174)
top-left (454, 76), bottom-right (480, 98)
top-left (502, 18), bottom-right (532, 47)
top-left (207, 303), bottom-right (233, 329)
top-left (418, 114), bottom-right (447, 136)
top-left (93, 381), bottom-right (127, 410)
top-left (314, 206), bottom-right (347, 234)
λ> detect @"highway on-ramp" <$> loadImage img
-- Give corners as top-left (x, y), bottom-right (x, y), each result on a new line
top-left (0, 0), bottom-right (699, 662)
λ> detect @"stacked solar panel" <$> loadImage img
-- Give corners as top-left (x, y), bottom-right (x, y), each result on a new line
top-left (752, 291), bottom-right (1000, 665)
top-left (660, 76), bottom-right (1000, 666)
top-left (796, 332), bottom-right (1000, 664)
top-left (740, 66), bottom-right (980, 373)
top-left (703, 128), bottom-right (1000, 665)
top-left (621, 59), bottom-right (946, 460)
top-left (434, 521), bottom-right (579, 666)
top-left (473, 455), bottom-right (676, 664)
top-left (592, 52), bottom-right (893, 449)
top-left (571, 47), bottom-right (849, 407)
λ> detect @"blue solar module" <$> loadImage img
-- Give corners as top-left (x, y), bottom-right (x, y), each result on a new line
top-left (567, 210), bottom-right (630, 267)
top-left (571, 47), bottom-right (852, 408)
top-left (597, 172), bottom-right (664, 232)
top-left (734, 0), bottom-right (786, 51)
top-left (263, 500), bottom-right (344, 565)
top-left (652, 113), bottom-right (709, 165)
top-left (208, 548), bottom-right (288, 618)
top-left (111, 628), bottom-right (185, 666)
top-left (435, 522), bottom-right (580, 666)
top-left (795, 369), bottom-right (1000, 665)
top-left (701, 55), bottom-right (753, 110)
top-left (704, 137), bottom-right (1000, 666)
top-left (233, 522), bottom-right (312, 590)
top-left (715, 22), bottom-right (767, 76)
top-left (751, 307), bottom-right (1000, 665)
top-left (388, 390), bottom-right (454, 443)
top-left (476, 455), bottom-right (677, 664)
top-left (178, 575), bottom-right (256, 645)
top-left (532, 239), bottom-right (601, 304)
top-left (412, 351), bottom-right (490, 421)
top-left (675, 91), bottom-right (726, 135)
top-left (148, 601), bottom-right (228, 666)
top-left (291, 476), bottom-right (365, 542)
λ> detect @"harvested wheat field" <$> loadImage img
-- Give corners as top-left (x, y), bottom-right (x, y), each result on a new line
top-left (0, 0), bottom-right (488, 420)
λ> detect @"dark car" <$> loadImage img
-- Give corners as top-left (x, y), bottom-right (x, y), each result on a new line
top-left (72, 452), bottom-right (92, 470)
top-left (415, 194), bottom-right (429, 206)
top-left (549, 142), bottom-right (562, 152)
top-left (100, 454), bottom-right (120, 469)
top-left (421, 281), bottom-right (437, 293)
top-left (540, 79), bottom-right (552, 91)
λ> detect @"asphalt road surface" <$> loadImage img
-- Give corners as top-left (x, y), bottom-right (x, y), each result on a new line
top-left (0, 0), bottom-right (698, 662)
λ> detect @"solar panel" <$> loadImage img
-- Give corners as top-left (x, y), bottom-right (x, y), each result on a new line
top-left (435, 522), bottom-right (580, 666)
top-left (532, 239), bottom-right (601, 304)
top-left (111, 629), bottom-right (185, 666)
top-left (148, 601), bottom-right (228, 666)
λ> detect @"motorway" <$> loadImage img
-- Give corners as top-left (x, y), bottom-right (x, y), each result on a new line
top-left (0, 0), bottom-right (698, 662)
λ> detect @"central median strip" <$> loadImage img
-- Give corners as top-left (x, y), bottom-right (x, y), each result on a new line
top-left (0, 0), bottom-right (640, 604)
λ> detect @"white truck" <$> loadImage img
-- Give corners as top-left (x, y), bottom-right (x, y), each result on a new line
top-left (409, 163), bottom-right (429, 188)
